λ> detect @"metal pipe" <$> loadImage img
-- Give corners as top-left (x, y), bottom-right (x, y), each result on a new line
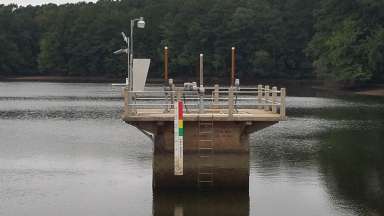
top-left (164, 46), bottom-right (168, 82)
top-left (231, 47), bottom-right (236, 86)
top-left (199, 53), bottom-right (204, 87)
top-left (130, 19), bottom-right (134, 91)
top-left (199, 53), bottom-right (204, 113)
top-left (126, 38), bottom-right (130, 85)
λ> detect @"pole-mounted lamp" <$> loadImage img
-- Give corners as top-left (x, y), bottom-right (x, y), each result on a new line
top-left (129, 17), bottom-right (146, 90)
top-left (112, 17), bottom-right (146, 91)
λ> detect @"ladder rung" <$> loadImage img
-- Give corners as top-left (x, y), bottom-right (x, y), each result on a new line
top-left (199, 177), bottom-right (213, 181)
top-left (199, 147), bottom-right (213, 150)
top-left (199, 139), bottom-right (213, 142)
top-left (198, 168), bottom-right (213, 174)
top-left (199, 136), bottom-right (213, 139)
top-left (198, 119), bottom-right (214, 187)
top-left (199, 152), bottom-right (213, 156)
top-left (199, 172), bottom-right (213, 175)
top-left (199, 164), bottom-right (214, 169)
top-left (198, 159), bottom-right (212, 163)
top-left (198, 164), bottom-right (213, 168)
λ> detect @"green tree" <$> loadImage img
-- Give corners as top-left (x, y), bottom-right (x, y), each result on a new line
top-left (306, 0), bottom-right (384, 84)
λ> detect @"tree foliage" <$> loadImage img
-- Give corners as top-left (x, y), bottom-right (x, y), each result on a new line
top-left (306, 0), bottom-right (384, 84)
top-left (0, 0), bottom-right (383, 84)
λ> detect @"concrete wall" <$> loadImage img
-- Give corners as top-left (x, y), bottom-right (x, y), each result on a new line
top-left (131, 121), bottom-right (276, 153)
top-left (153, 153), bottom-right (249, 190)
top-left (127, 120), bottom-right (276, 190)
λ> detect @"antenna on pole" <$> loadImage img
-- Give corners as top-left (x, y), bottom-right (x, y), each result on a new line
top-left (121, 32), bottom-right (128, 44)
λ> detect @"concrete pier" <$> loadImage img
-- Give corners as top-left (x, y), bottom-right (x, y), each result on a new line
top-left (122, 85), bottom-right (286, 189)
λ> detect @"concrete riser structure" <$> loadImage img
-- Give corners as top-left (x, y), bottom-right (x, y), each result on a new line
top-left (153, 153), bottom-right (249, 190)
top-left (129, 121), bottom-right (276, 189)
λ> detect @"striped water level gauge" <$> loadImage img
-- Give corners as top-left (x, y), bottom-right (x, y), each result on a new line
top-left (174, 100), bottom-right (184, 175)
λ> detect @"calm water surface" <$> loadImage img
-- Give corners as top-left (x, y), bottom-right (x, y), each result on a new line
top-left (0, 82), bottom-right (383, 216)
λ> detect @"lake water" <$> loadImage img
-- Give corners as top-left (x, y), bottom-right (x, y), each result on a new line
top-left (0, 82), bottom-right (383, 216)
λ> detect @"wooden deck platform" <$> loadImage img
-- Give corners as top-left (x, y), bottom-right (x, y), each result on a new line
top-left (123, 109), bottom-right (285, 122)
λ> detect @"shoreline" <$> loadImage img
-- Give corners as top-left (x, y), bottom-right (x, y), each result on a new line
top-left (1, 76), bottom-right (384, 97)
top-left (355, 88), bottom-right (384, 97)
top-left (1, 76), bottom-right (121, 83)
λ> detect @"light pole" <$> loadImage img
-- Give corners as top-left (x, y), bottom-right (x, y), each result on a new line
top-left (129, 17), bottom-right (145, 91)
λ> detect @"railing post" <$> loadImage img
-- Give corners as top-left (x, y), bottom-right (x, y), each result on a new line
top-left (176, 88), bottom-right (182, 102)
top-left (280, 88), bottom-right (286, 118)
top-left (164, 92), bottom-right (169, 113)
top-left (213, 84), bottom-right (219, 109)
top-left (124, 87), bottom-right (136, 115)
top-left (257, 84), bottom-right (262, 109)
top-left (123, 87), bottom-right (129, 114)
top-left (228, 87), bottom-right (234, 117)
top-left (199, 92), bottom-right (204, 114)
top-left (171, 83), bottom-right (175, 108)
top-left (272, 86), bottom-right (277, 113)
top-left (164, 87), bottom-right (170, 113)
top-left (264, 85), bottom-right (270, 111)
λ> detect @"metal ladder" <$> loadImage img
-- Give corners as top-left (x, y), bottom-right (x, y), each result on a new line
top-left (197, 116), bottom-right (214, 188)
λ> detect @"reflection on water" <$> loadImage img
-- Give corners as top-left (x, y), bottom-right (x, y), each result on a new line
top-left (319, 128), bottom-right (384, 215)
top-left (153, 191), bottom-right (249, 216)
top-left (0, 82), bottom-right (384, 215)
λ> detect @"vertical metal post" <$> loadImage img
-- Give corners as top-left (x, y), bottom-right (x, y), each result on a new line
top-left (130, 19), bottom-right (134, 91)
top-left (163, 47), bottom-right (170, 113)
top-left (126, 38), bottom-right (130, 85)
top-left (272, 86), bottom-right (277, 113)
top-left (199, 54), bottom-right (204, 87)
top-left (231, 47), bottom-right (236, 86)
top-left (264, 85), bottom-right (270, 111)
top-left (164, 46), bottom-right (168, 82)
top-left (199, 54), bottom-right (204, 113)
top-left (280, 88), bottom-right (286, 118)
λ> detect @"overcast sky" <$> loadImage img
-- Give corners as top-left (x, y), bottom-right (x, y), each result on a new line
top-left (1, 0), bottom-right (97, 6)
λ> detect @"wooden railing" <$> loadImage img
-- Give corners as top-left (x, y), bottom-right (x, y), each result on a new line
top-left (123, 85), bottom-right (286, 118)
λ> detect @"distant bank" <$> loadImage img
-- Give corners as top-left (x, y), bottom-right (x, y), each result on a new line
top-left (1, 76), bottom-right (384, 97)
top-left (356, 87), bottom-right (384, 97)
top-left (0, 76), bottom-right (121, 83)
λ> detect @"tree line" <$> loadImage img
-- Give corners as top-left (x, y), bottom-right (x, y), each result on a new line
top-left (0, 0), bottom-right (383, 84)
